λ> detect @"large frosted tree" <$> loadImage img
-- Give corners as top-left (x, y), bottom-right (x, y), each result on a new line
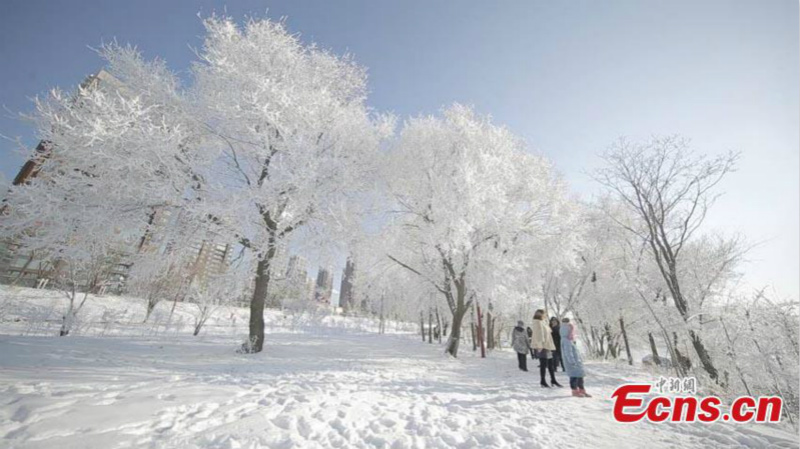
top-left (0, 46), bottom-right (201, 335)
top-left (595, 135), bottom-right (739, 382)
top-left (2, 17), bottom-right (387, 350)
top-left (191, 17), bottom-right (388, 352)
top-left (380, 104), bottom-right (573, 357)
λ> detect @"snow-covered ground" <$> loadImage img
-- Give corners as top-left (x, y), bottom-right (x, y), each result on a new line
top-left (0, 288), bottom-right (797, 449)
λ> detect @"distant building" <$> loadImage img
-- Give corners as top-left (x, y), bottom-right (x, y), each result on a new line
top-left (0, 70), bottom-right (231, 293)
top-left (286, 255), bottom-right (307, 282)
top-left (314, 267), bottom-right (334, 304)
top-left (286, 255), bottom-right (313, 303)
top-left (188, 239), bottom-right (232, 289)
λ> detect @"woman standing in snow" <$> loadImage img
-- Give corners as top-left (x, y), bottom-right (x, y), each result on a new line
top-left (560, 318), bottom-right (591, 398)
top-left (530, 309), bottom-right (562, 388)
top-left (511, 320), bottom-right (531, 371)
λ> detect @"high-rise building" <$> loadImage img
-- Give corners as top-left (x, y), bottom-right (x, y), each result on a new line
top-left (286, 255), bottom-right (307, 282)
top-left (0, 70), bottom-right (232, 293)
top-left (314, 267), bottom-right (334, 304)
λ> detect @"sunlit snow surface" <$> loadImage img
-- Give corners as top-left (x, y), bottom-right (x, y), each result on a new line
top-left (0, 287), bottom-right (796, 448)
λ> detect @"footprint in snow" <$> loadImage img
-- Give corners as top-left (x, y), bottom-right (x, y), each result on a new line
top-left (272, 415), bottom-right (294, 430)
top-left (379, 417), bottom-right (397, 427)
top-left (297, 417), bottom-right (313, 438)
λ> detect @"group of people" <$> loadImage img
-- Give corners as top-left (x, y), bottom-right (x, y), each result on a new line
top-left (511, 309), bottom-right (591, 398)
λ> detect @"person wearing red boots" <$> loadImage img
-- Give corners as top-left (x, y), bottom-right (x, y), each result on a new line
top-left (560, 318), bottom-right (591, 398)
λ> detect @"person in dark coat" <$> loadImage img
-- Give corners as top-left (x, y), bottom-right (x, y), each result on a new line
top-left (549, 317), bottom-right (564, 372)
top-left (511, 320), bottom-right (531, 371)
top-left (526, 326), bottom-right (534, 359)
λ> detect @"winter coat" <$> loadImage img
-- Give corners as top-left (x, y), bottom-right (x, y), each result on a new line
top-left (511, 326), bottom-right (531, 354)
top-left (560, 324), bottom-right (585, 378)
top-left (551, 324), bottom-right (561, 353)
top-left (530, 319), bottom-right (556, 351)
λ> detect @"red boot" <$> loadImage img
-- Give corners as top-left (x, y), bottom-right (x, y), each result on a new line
top-left (579, 388), bottom-right (592, 398)
top-left (571, 389), bottom-right (583, 397)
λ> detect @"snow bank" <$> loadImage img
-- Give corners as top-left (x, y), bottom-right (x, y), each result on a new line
top-left (0, 287), bottom-right (796, 448)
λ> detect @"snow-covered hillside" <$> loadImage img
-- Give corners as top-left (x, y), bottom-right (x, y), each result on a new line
top-left (0, 288), bottom-right (796, 448)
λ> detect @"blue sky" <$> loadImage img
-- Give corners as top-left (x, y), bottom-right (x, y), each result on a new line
top-left (1, 1), bottom-right (798, 299)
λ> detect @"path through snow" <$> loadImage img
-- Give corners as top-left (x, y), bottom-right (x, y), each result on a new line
top-left (0, 332), bottom-right (796, 448)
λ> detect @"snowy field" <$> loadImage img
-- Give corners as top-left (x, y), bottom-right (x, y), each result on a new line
top-left (0, 288), bottom-right (797, 449)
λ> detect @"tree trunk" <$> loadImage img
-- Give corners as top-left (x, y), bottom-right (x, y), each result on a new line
top-left (672, 332), bottom-right (691, 372)
top-left (446, 304), bottom-right (469, 357)
top-left (470, 303), bottom-right (477, 351)
top-left (486, 312), bottom-right (493, 350)
top-left (193, 307), bottom-right (209, 336)
top-left (11, 251), bottom-right (35, 286)
top-left (435, 308), bottom-right (442, 343)
top-left (477, 303), bottom-right (486, 358)
top-left (648, 332), bottom-right (661, 366)
top-left (604, 323), bottom-right (615, 359)
top-left (688, 330), bottom-right (718, 381)
top-left (428, 308), bottom-right (433, 344)
top-left (662, 330), bottom-right (685, 377)
top-left (245, 256), bottom-right (271, 353)
top-left (665, 272), bottom-right (720, 381)
top-left (59, 315), bottom-right (72, 336)
top-left (620, 317), bottom-right (633, 366)
top-left (378, 299), bottom-right (385, 335)
top-left (720, 317), bottom-right (752, 396)
top-left (59, 311), bottom-right (73, 336)
top-left (144, 296), bottom-right (158, 323)
top-left (420, 311), bottom-right (426, 342)
top-left (471, 322), bottom-right (477, 351)
top-left (589, 326), bottom-right (603, 357)
top-left (59, 287), bottom-right (77, 337)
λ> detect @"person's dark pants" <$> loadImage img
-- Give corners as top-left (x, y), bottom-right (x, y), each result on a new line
top-left (517, 352), bottom-right (528, 371)
top-left (569, 377), bottom-right (585, 390)
top-left (551, 351), bottom-right (564, 371)
top-left (539, 356), bottom-right (558, 384)
top-left (539, 357), bottom-right (548, 383)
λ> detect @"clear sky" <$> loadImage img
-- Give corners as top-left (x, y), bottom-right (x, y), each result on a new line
top-left (1, 1), bottom-right (798, 300)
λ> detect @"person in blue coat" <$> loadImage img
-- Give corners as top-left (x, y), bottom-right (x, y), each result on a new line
top-left (560, 318), bottom-right (592, 398)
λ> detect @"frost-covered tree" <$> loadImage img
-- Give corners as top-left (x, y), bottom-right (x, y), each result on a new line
top-left (595, 135), bottom-right (739, 383)
top-left (379, 104), bottom-right (573, 357)
top-left (0, 48), bottom-right (200, 335)
top-left (2, 16), bottom-right (388, 352)
top-left (540, 204), bottom-right (612, 320)
top-left (191, 17), bottom-right (390, 352)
